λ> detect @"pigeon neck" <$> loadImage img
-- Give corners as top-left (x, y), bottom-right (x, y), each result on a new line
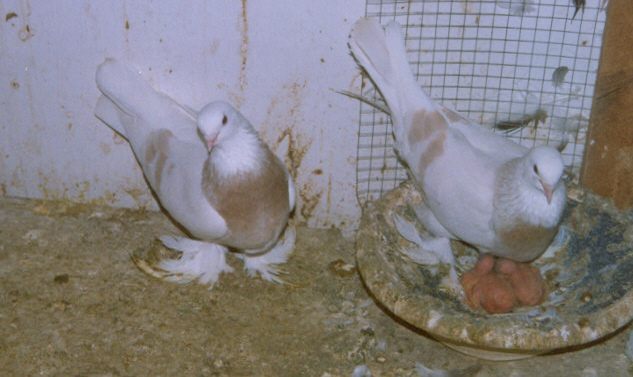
top-left (208, 127), bottom-right (263, 177)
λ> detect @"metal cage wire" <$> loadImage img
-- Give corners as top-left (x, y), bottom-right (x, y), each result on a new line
top-left (355, 0), bottom-right (607, 205)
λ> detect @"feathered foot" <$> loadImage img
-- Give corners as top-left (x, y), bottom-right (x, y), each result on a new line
top-left (237, 225), bottom-right (296, 284)
top-left (132, 235), bottom-right (233, 287)
top-left (392, 214), bottom-right (461, 294)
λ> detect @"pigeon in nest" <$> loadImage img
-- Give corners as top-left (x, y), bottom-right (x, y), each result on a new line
top-left (95, 59), bottom-right (295, 286)
top-left (348, 19), bottom-right (566, 313)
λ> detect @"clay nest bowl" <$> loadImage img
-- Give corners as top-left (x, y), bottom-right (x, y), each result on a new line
top-left (356, 181), bottom-right (633, 361)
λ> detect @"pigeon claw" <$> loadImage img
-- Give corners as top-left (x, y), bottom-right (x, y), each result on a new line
top-left (130, 254), bottom-right (195, 284)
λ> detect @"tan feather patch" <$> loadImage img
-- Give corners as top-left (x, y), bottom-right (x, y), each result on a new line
top-left (417, 131), bottom-right (446, 178)
top-left (408, 109), bottom-right (448, 145)
top-left (498, 221), bottom-right (558, 262)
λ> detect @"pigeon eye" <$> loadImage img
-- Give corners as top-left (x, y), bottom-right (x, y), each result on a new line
top-left (533, 164), bottom-right (539, 174)
top-left (222, 115), bottom-right (228, 125)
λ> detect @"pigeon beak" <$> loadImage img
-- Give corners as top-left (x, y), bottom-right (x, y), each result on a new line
top-left (541, 181), bottom-right (553, 204)
top-left (205, 135), bottom-right (218, 151)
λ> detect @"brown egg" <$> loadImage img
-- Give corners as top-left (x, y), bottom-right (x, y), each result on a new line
top-left (476, 273), bottom-right (517, 314)
top-left (461, 254), bottom-right (517, 313)
top-left (495, 258), bottom-right (518, 275)
top-left (495, 258), bottom-right (546, 306)
top-left (473, 254), bottom-right (495, 274)
top-left (461, 254), bottom-right (495, 308)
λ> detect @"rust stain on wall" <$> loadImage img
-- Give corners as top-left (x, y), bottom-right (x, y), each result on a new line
top-left (74, 181), bottom-right (91, 202)
top-left (273, 128), bottom-right (310, 181)
top-left (232, 0), bottom-right (249, 109)
top-left (16, 0), bottom-right (33, 41)
top-left (5, 12), bottom-right (18, 22)
top-left (263, 80), bottom-right (312, 180)
top-left (10, 166), bottom-right (25, 191)
top-left (36, 171), bottom-right (53, 199)
top-left (274, 129), bottom-right (321, 223)
top-left (29, 189), bottom-right (123, 217)
top-left (299, 183), bottom-right (322, 221)
top-left (124, 187), bottom-right (150, 209)
top-left (28, 171), bottom-right (143, 210)
top-left (18, 23), bottom-right (33, 41)
top-left (326, 175), bottom-right (332, 218)
top-left (259, 79), bottom-right (326, 223)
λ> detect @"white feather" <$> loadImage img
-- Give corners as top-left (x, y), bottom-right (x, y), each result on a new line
top-left (208, 126), bottom-right (263, 177)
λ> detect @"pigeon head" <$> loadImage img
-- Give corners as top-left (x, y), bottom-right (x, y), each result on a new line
top-left (525, 146), bottom-right (564, 204)
top-left (197, 101), bottom-right (242, 152)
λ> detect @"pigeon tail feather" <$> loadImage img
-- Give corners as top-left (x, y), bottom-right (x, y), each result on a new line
top-left (95, 58), bottom-right (198, 146)
top-left (349, 19), bottom-right (433, 123)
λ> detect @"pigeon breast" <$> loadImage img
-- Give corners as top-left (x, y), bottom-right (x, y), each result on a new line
top-left (202, 147), bottom-right (290, 251)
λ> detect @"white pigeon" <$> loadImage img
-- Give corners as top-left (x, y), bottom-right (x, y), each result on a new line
top-left (348, 19), bottom-right (566, 268)
top-left (94, 58), bottom-right (296, 286)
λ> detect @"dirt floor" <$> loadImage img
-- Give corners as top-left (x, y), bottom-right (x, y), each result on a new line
top-left (0, 196), bottom-right (631, 377)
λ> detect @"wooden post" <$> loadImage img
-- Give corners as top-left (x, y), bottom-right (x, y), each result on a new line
top-left (581, 0), bottom-right (633, 209)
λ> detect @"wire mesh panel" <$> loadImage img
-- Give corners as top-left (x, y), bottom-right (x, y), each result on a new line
top-left (355, 0), bottom-right (608, 205)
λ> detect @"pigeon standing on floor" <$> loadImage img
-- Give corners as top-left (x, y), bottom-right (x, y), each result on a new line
top-left (348, 19), bottom-right (566, 310)
top-left (94, 59), bottom-right (295, 286)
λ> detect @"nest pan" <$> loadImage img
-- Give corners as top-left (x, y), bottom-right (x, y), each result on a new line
top-left (356, 181), bottom-right (633, 360)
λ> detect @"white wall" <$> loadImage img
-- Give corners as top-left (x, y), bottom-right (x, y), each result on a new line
top-left (0, 1), bottom-right (366, 234)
